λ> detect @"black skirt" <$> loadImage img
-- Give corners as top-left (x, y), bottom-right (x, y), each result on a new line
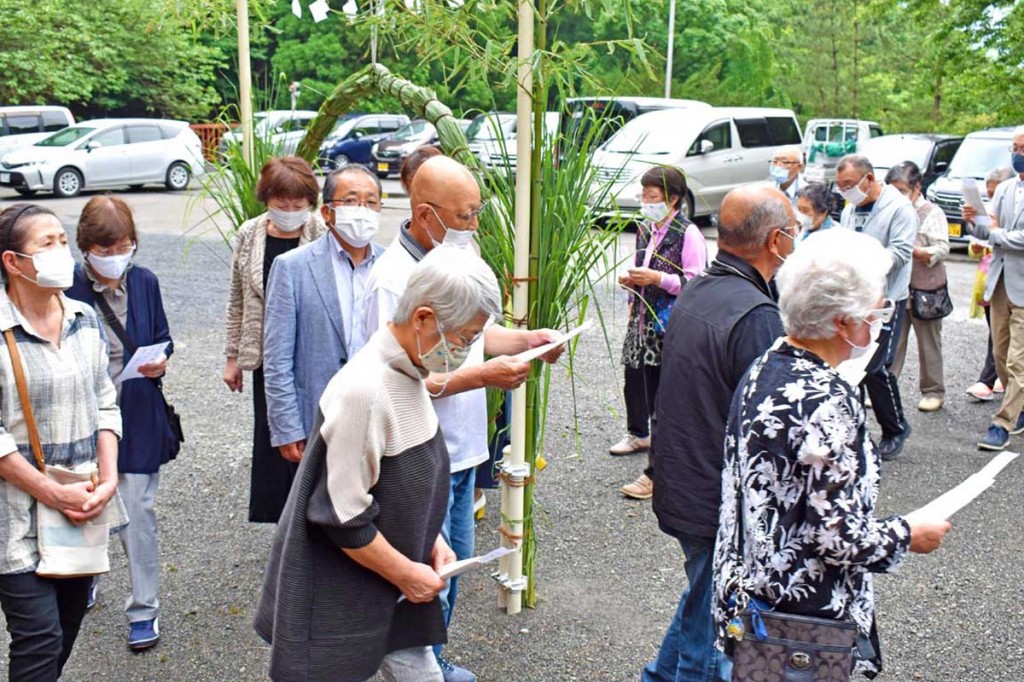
top-left (248, 366), bottom-right (299, 523)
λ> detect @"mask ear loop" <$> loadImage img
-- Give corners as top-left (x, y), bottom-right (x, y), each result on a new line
top-left (420, 313), bottom-right (450, 399)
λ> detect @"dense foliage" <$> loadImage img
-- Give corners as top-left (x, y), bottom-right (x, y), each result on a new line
top-left (4, 0), bottom-right (1021, 134)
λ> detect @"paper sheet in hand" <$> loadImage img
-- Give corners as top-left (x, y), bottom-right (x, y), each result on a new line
top-left (962, 178), bottom-right (991, 227)
top-left (115, 342), bottom-right (169, 385)
top-left (911, 451), bottom-right (1019, 520)
top-left (438, 546), bottom-right (516, 580)
top-left (513, 320), bottom-right (593, 363)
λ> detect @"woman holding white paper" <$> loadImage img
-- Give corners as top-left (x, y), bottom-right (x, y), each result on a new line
top-left (0, 203), bottom-right (121, 679)
top-left (66, 196), bottom-right (177, 651)
top-left (713, 229), bottom-right (951, 678)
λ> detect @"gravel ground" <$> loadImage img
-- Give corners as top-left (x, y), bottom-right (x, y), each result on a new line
top-left (0, 188), bottom-right (1021, 681)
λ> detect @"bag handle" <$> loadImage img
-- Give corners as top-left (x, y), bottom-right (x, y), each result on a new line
top-left (4, 329), bottom-right (45, 473)
top-left (90, 290), bottom-right (137, 356)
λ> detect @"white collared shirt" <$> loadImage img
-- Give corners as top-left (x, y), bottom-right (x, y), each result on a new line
top-left (329, 235), bottom-right (377, 352)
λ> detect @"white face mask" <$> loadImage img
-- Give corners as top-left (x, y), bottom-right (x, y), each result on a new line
top-left (769, 165), bottom-right (792, 185)
top-left (839, 176), bottom-right (869, 207)
top-left (640, 202), bottom-right (670, 223)
top-left (267, 208), bottom-right (309, 233)
top-left (87, 246), bottom-right (135, 280)
top-left (796, 213), bottom-right (813, 231)
top-left (427, 206), bottom-right (476, 250)
top-left (844, 317), bottom-right (883, 360)
top-left (332, 206), bottom-right (379, 248)
top-left (15, 246), bottom-right (76, 290)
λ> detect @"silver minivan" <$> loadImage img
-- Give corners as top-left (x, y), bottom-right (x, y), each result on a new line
top-left (591, 107), bottom-right (802, 219)
top-left (0, 106), bottom-right (75, 158)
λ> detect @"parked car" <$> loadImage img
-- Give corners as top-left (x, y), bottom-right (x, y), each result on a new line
top-left (0, 118), bottom-right (205, 197)
top-left (590, 107), bottom-right (803, 220)
top-left (479, 112), bottom-right (562, 175)
top-left (465, 112), bottom-right (516, 165)
top-left (317, 114), bottom-right (409, 171)
top-left (371, 120), bottom-right (439, 178)
top-left (0, 106), bottom-right (75, 159)
top-left (927, 126), bottom-right (1018, 243)
top-left (563, 97), bottom-right (711, 152)
top-left (217, 109), bottom-right (319, 158)
top-left (859, 133), bottom-right (963, 192)
top-left (802, 119), bottom-right (884, 185)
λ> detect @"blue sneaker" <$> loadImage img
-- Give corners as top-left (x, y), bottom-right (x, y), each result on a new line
top-left (128, 618), bottom-right (160, 651)
top-left (437, 656), bottom-right (477, 682)
top-left (978, 424), bottom-right (1009, 451)
top-left (1011, 413), bottom-right (1024, 435)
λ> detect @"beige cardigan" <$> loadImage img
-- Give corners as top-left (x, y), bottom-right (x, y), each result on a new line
top-left (224, 211), bottom-right (325, 370)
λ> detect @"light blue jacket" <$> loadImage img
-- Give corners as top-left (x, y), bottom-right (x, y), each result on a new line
top-left (973, 175), bottom-right (1024, 305)
top-left (263, 233), bottom-right (384, 447)
top-left (839, 184), bottom-right (917, 301)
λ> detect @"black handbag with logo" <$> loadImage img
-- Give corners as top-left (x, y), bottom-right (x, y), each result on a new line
top-left (909, 284), bottom-right (953, 321)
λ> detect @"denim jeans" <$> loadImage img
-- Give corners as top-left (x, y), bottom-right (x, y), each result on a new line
top-left (433, 467), bottom-right (476, 660)
top-left (0, 571), bottom-right (91, 681)
top-left (641, 533), bottom-right (731, 682)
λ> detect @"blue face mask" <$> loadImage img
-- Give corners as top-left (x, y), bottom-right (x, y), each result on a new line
top-left (1012, 153), bottom-right (1024, 174)
top-left (769, 165), bottom-right (791, 185)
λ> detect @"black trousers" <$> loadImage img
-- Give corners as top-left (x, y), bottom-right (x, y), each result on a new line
top-left (248, 366), bottom-right (299, 523)
top-left (0, 572), bottom-right (91, 681)
top-left (624, 363), bottom-right (661, 478)
top-left (979, 306), bottom-right (998, 388)
top-left (864, 299), bottom-right (907, 439)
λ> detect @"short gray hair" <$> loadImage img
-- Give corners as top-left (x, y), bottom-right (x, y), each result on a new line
top-left (836, 154), bottom-right (874, 176)
top-left (776, 229), bottom-right (890, 339)
top-left (1013, 125), bottom-right (1024, 139)
top-left (393, 248), bottom-right (502, 330)
top-left (322, 165), bottom-right (382, 205)
top-left (717, 183), bottom-right (792, 253)
top-left (988, 166), bottom-right (1015, 184)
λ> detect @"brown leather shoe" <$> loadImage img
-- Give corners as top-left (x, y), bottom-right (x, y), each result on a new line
top-left (620, 474), bottom-right (653, 500)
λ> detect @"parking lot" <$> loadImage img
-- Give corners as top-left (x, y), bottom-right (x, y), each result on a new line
top-left (0, 185), bottom-right (1021, 681)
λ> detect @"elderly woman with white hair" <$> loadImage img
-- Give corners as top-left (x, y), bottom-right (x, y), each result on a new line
top-left (254, 248), bottom-right (502, 682)
top-left (712, 229), bottom-right (951, 679)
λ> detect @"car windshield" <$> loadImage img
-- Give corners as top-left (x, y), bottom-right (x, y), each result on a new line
top-left (466, 115), bottom-right (515, 142)
top-left (860, 138), bottom-right (933, 171)
top-left (327, 118), bottom-right (358, 141)
top-left (36, 126), bottom-right (95, 147)
top-left (947, 136), bottom-right (1012, 179)
top-left (392, 122), bottom-right (432, 141)
top-left (602, 116), bottom-right (678, 155)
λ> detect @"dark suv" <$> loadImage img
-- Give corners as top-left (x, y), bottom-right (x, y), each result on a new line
top-left (858, 133), bottom-right (963, 192)
top-left (318, 114), bottom-right (409, 171)
top-left (370, 120), bottom-right (439, 178)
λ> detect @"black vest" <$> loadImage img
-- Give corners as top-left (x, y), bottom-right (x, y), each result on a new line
top-left (652, 251), bottom-right (779, 539)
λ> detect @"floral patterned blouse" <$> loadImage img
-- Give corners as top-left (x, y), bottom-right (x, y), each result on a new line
top-left (713, 340), bottom-right (911, 676)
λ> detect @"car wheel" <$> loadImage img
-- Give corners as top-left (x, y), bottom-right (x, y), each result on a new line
top-left (53, 167), bottom-right (83, 198)
top-left (682, 192), bottom-right (695, 221)
top-left (165, 162), bottom-right (190, 191)
top-left (14, 188), bottom-right (37, 197)
top-left (334, 154), bottom-right (350, 168)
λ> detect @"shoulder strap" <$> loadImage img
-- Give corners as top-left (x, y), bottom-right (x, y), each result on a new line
top-left (4, 330), bottom-right (45, 472)
top-left (90, 289), bottom-right (137, 356)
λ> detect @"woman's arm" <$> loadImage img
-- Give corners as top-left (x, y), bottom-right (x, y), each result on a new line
top-left (223, 229), bottom-right (248, 359)
top-left (342, 534), bottom-right (445, 603)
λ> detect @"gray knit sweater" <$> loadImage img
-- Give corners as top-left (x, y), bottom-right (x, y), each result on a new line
top-left (254, 329), bottom-right (449, 682)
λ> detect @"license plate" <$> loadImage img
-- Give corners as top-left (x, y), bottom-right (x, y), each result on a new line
top-left (377, 162), bottom-right (388, 172)
top-left (0, 173), bottom-right (8, 183)
top-left (948, 222), bottom-right (962, 238)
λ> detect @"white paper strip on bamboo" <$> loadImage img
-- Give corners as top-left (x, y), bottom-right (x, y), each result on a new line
top-left (497, 0), bottom-right (535, 616)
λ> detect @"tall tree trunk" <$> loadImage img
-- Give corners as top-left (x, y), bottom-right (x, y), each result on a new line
top-left (852, 0), bottom-right (860, 118)
top-left (932, 71), bottom-right (943, 123)
top-left (829, 0), bottom-right (839, 116)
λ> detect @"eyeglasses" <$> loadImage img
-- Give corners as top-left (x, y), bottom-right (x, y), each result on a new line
top-left (331, 197), bottom-right (381, 210)
top-left (770, 159), bottom-right (801, 167)
top-left (1011, 145), bottom-right (1024, 154)
top-left (775, 224), bottom-right (798, 241)
top-left (90, 243), bottom-right (136, 258)
top-left (426, 200), bottom-right (489, 227)
top-left (441, 317), bottom-right (493, 349)
top-left (864, 299), bottom-right (895, 324)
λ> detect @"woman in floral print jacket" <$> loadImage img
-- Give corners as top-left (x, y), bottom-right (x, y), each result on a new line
top-left (713, 229), bottom-right (952, 678)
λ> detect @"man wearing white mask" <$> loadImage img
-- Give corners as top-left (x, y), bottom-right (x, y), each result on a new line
top-left (768, 145), bottom-right (805, 208)
top-left (263, 166), bottom-right (385, 470)
top-left (360, 155), bottom-right (564, 682)
top-left (835, 154), bottom-right (917, 461)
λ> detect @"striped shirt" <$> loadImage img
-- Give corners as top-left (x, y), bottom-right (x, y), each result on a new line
top-left (0, 288), bottom-right (121, 574)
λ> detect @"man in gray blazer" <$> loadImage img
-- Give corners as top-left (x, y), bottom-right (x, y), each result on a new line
top-left (836, 154), bottom-right (918, 460)
top-left (966, 126), bottom-right (1024, 450)
top-left (263, 166), bottom-right (385, 463)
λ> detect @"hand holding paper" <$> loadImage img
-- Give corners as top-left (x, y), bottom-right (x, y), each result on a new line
top-left (115, 342), bottom-right (170, 384)
top-left (513, 321), bottom-right (593, 363)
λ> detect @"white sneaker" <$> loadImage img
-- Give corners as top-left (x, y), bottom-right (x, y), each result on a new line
top-left (608, 434), bottom-right (650, 456)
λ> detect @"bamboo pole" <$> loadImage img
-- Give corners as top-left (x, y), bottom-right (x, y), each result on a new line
top-left (236, 0), bottom-right (254, 172)
top-left (497, 0), bottom-right (535, 616)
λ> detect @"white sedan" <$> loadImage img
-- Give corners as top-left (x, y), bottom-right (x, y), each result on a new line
top-left (0, 118), bottom-right (206, 198)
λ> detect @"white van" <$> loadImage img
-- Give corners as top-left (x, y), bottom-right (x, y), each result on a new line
top-left (590, 107), bottom-right (802, 219)
top-left (0, 106), bottom-right (75, 158)
top-left (801, 119), bottom-right (883, 184)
